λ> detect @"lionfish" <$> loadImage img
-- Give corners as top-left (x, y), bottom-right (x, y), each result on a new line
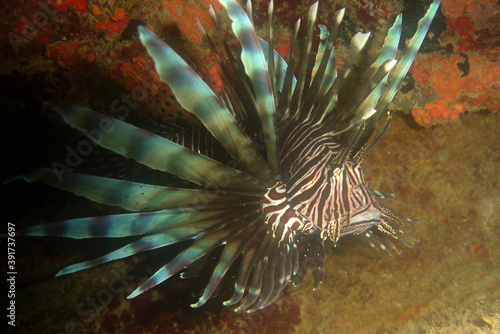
top-left (15, 0), bottom-right (440, 313)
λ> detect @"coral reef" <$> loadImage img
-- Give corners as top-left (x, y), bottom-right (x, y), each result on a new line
top-left (411, 99), bottom-right (466, 126)
top-left (2, 0), bottom-right (498, 333)
top-left (406, 0), bottom-right (499, 126)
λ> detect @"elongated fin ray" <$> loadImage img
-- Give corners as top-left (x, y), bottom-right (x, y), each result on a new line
top-left (377, 0), bottom-right (440, 115)
top-left (138, 26), bottom-right (273, 184)
top-left (235, 239), bottom-right (275, 312)
top-left (316, 32), bottom-right (371, 122)
top-left (127, 221), bottom-right (243, 299)
top-left (368, 188), bottom-right (395, 198)
top-left (331, 108), bottom-right (376, 136)
top-left (267, 0), bottom-right (276, 100)
top-left (56, 227), bottom-right (205, 276)
top-left (258, 38), bottom-right (297, 94)
top-left (219, 0), bottom-right (279, 175)
top-left (355, 1), bottom-right (439, 152)
top-left (362, 14), bottom-right (402, 89)
top-left (15, 168), bottom-right (247, 212)
top-left (343, 58), bottom-right (397, 119)
top-left (57, 206), bottom-right (262, 277)
top-left (20, 208), bottom-right (227, 239)
top-left (208, 6), bottom-right (258, 122)
top-left (50, 102), bottom-right (265, 194)
top-left (290, 2), bottom-right (318, 116)
top-left (224, 230), bottom-right (267, 307)
top-left (306, 8), bottom-right (344, 121)
top-left (353, 14), bottom-right (400, 149)
top-left (191, 228), bottom-right (254, 307)
top-left (339, 14), bottom-right (401, 120)
top-left (246, 243), bottom-right (280, 312)
top-left (279, 18), bottom-right (301, 120)
top-left (260, 244), bottom-right (287, 309)
top-left (311, 24), bottom-right (330, 81)
top-left (316, 8), bottom-right (345, 105)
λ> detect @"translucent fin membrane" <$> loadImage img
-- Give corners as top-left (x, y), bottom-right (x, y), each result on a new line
top-left (139, 26), bottom-right (273, 184)
top-left (304, 8), bottom-right (344, 123)
top-left (50, 102), bottom-right (266, 194)
top-left (357, 0), bottom-right (441, 148)
top-left (377, 0), bottom-right (441, 115)
top-left (359, 200), bottom-right (421, 255)
top-left (361, 230), bottom-right (402, 256)
top-left (127, 217), bottom-right (244, 299)
top-left (290, 2), bottom-right (318, 116)
top-left (219, 0), bottom-right (279, 174)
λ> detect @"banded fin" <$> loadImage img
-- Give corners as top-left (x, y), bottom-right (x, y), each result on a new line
top-left (355, 0), bottom-right (440, 152)
top-left (127, 217), bottom-right (245, 299)
top-left (258, 38), bottom-right (297, 96)
top-left (259, 243), bottom-right (288, 309)
top-left (219, 0), bottom-right (279, 175)
top-left (377, 0), bottom-right (441, 115)
top-left (246, 241), bottom-right (283, 312)
top-left (197, 15), bottom-right (255, 129)
top-left (50, 102), bottom-right (265, 194)
top-left (342, 58), bottom-right (397, 121)
top-left (191, 227), bottom-right (255, 308)
top-left (361, 230), bottom-right (401, 256)
top-left (316, 31), bottom-right (371, 123)
top-left (138, 26), bottom-right (273, 184)
top-left (316, 9), bottom-right (345, 107)
top-left (352, 14), bottom-right (401, 149)
top-left (20, 208), bottom-right (226, 239)
top-left (306, 8), bottom-right (345, 122)
top-left (224, 232), bottom-right (268, 307)
top-left (14, 168), bottom-right (248, 212)
top-left (290, 2), bottom-right (318, 115)
top-left (279, 18), bottom-right (301, 121)
top-left (331, 108), bottom-right (376, 136)
top-left (55, 213), bottom-right (239, 276)
top-left (267, 0), bottom-right (276, 99)
top-left (311, 24), bottom-right (330, 80)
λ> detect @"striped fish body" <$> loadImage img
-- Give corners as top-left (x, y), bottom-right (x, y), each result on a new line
top-left (15, 0), bottom-right (441, 313)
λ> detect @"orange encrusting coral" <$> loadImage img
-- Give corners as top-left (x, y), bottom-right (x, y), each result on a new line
top-left (411, 99), bottom-right (466, 126)
top-left (404, 0), bottom-right (500, 128)
top-left (410, 53), bottom-right (500, 111)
